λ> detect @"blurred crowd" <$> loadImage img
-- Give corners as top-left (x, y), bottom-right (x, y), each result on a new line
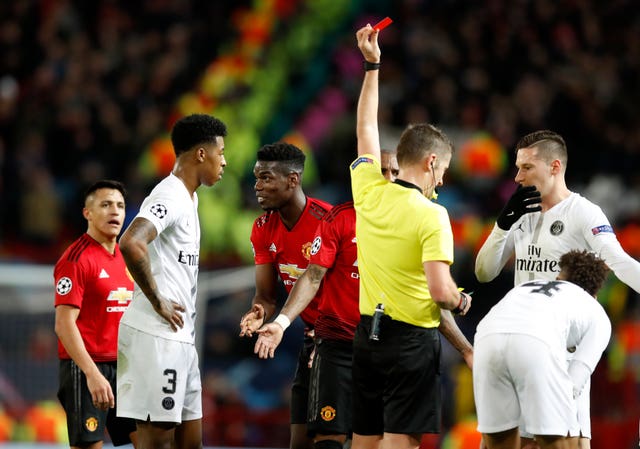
top-left (0, 0), bottom-right (246, 261)
top-left (1, 0), bottom-right (640, 447)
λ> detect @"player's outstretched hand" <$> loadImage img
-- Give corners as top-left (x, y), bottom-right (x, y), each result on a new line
top-left (153, 296), bottom-right (185, 332)
top-left (496, 185), bottom-right (542, 230)
top-left (239, 303), bottom-right (265, 337)
top-left (254, 322), bottom-right (284, 359)
top-left (356, 25), bottom-right (381, 64)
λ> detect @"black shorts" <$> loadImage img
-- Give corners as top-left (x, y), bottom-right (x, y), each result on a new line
top-left (58, 359), bottom-right (136, 446)
top-left (352, 315), bottom-right (441, 435)
top-left (290, 335), bottom-right (314, 424)
top-left (307, 338), bottom-right (353, 437)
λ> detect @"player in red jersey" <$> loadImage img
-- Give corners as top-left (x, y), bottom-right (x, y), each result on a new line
top-left (254, 149), bottom-right (473, 449)
top-left (250, 154), bottom-right (395, 449)
top-left (239, 142), bottom-right (332, 449)
top-left (54, 180), bottom-right (137, 449)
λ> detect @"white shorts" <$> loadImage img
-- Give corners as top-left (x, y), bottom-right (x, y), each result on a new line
top-left (117, 323), bottom-right (202, 423)
top-left (473, 333), bottom-right (579, 437)
top-left (520, 356), bottom-right (591, 439)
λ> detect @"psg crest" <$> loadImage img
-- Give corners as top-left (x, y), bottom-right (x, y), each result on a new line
top-left (550, 220), bottom-right (564, 236)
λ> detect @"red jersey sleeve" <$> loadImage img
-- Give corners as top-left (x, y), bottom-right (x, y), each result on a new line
top-left (310, 218), bottom-right (340, 269)
top-left (251, 213), bottom-right (274, 265)
top-left (54, 257), bottom-right (86, 309)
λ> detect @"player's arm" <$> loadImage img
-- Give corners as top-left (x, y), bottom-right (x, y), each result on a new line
top-left (569, 304), bottom-right (612, 398)
top-left (254, 264), bottom-right (328, 359)
top-left (439, 309), bottom-right (473, 370)
top-left (240, 263), bottom-right (279, 337)
top-left (474, 225), bottom-right (515, 282)
top-left (120, 217), bottom-right (185, 331)
top-left (424, 260), bottom-right (472, 314)
top-left (594, 238), bottom-right (640, 293)
top-left (54, 305), bottom-right (114, 410)
top-left (355, 25), bottom-right (381, 161)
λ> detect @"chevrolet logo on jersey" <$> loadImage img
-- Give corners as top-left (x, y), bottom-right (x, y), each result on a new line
top-left (278, 263), bottom-right (306, 285)
top-left (107, 287), bottom-right (133, 312)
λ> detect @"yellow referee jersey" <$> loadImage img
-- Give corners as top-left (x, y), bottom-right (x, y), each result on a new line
top-left (350, 154), bottom-right (454, 328)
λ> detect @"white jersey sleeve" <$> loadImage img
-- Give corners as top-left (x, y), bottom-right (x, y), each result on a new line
top-left (588, 233), bottom-right (640, 294)
top-left (475, 224), bottom-right (514, 282)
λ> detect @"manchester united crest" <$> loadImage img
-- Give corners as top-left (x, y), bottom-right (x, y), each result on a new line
top-left (85, 417), bottom-right (98, 432)
top-left (301, 241), bottom-right (313, 260)
top-left (320, 405), bottom-right (336, 421)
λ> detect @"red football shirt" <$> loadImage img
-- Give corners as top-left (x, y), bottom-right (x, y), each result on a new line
top-left (54, 234), bottom-right (133, 361)
top-left (310, 202), bottom-right (360, 341)
top-left (251, 197), bottom-right (332, 327)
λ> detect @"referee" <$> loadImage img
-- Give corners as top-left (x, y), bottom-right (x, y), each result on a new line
top-left (349, 25), bottom-right (473, 449)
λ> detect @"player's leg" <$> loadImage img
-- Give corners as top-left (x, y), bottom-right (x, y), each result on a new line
top-left (307, 339), bottom-right (352, 449)
top-left (58, 359), bottom-right (110, 449)
top-left (509, 335), bottom-right (579, 444)
top-left (117, 325), bottom-right (200, 449)
top-left (135, 420), bottom-right (176, 449)
top-left (379, 321), bottom-right (440, 449)
top-left (473, 334), bottom-right (522, 449)
top-left (290, 335), bottom-right (315, 449)
top-left (104, 362), bottom-right (137, 447)
top-left (351, 319), bottom-right (384, 449)
top-left (483, 428), bottom-right (519, 449)
top-left (534, 435), bottom-right (579, 449)
top-left (174, 418), bottom-right (202, 449)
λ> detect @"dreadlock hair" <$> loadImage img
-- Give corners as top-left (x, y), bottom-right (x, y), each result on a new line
top-left (559, 250), bottom-right (609, 296)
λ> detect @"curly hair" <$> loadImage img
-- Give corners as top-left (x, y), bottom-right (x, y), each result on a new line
top-left (171, 114), bottom-right (227, 156)
top-left (559, 250), bottom-right (610, 296)
top-left (257, 142), bottom-right (306, 175)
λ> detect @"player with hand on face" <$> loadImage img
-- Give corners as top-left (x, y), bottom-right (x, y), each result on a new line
top-left (475, 130), bottom-right (640, 449)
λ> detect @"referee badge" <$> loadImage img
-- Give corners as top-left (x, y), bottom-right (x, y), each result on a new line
top-left (320, 405), bottom-right (336, 421)
top-left (85, 417), bottom-right (98, 432)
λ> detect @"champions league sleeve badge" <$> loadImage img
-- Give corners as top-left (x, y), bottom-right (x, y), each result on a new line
top-left (56, 277), bottom-right (73, 295)
top-left (150, 203), bottom-right (168, 219)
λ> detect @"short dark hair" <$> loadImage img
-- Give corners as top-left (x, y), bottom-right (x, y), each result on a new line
top-left (170, 114), bottom-right (227, 156)
top-left (516, 130), bottom-right (567, 167)
top-left (559, 250), bottom-right (609, 296)
top-left (396, 123), bottom-right (453, 167)
top-left (257, 142), bottom-right (306, 175)
top-left (84, 180), bottom-right (126, 204)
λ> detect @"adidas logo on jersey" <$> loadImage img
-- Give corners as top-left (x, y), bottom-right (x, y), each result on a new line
top-left (269, 243), bottom-right (277, 252)
top-left (99, 269), bottom-right (110, 279)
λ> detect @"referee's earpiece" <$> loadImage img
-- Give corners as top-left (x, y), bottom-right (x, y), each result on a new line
top-left (429, 160), bottom-right (438, 201)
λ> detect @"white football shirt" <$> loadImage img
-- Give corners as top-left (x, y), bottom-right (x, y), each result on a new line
top-left (475, 280), bottom-right (611, 371)
top-left (476, 192), bottom-right (640, 291)
top-left (120, 173), bottom-right (200, 343)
